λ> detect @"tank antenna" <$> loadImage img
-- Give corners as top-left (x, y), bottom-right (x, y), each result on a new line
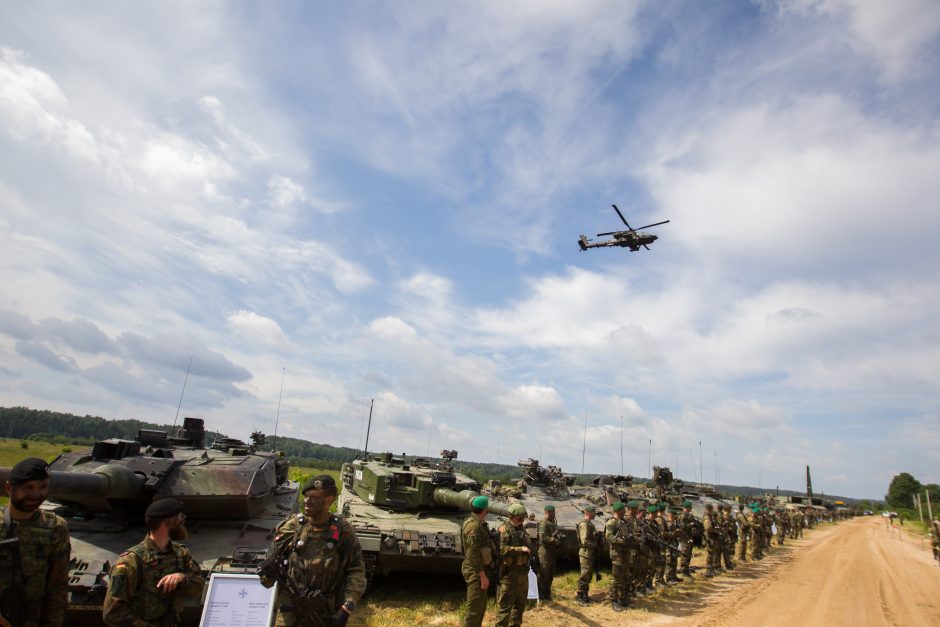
top-left (173, 356), bottom-right (193, 429)
top-left (361, 398), bottom-right (374, 459)
top-left (581, 411), bottom-right (587, 478)
top-left (271, 367), bottom-right (285, 452)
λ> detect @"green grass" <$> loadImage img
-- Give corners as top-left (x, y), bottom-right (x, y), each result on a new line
top-left (0, 437), bottom-right (84, 505)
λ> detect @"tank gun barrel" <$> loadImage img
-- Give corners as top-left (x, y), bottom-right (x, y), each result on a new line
top-left (432, 488), bottom-right (515, 517)
top-left (0, 464), bottom-right (146, 499)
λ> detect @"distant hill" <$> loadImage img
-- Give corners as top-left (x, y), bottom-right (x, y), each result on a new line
top-left (0, 406), bottom-right (861, 502)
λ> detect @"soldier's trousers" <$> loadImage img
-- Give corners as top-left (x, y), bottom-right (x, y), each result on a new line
top-left (750, 532), bottom-right (762, 559)
top-left (653, 548), bottom-right (666, 582)
top-left (537, 547), bottom-right (555, 599)
top-left (462, 564), bottom-right (488, 627)
top-left (722, 540), bottom-right (734, 568)
top-left (737, 534), bottom-right (748, 561)
top-left (705, 539), bottom-right (719, 572)
top-left (495, 569), bottom-right (528, 627)
top-left (777, 530), bottom-right (785, 545)
top-left (632, 549), bottom-right (648, 589)
top-left (666, 549), bottom-right (679, 579)
top-left (609, 551), bottom-right (629, 603)
top-left (679, 541), bottom-right (693, 572)
top-left (577, 554), bottom-right (594, 597)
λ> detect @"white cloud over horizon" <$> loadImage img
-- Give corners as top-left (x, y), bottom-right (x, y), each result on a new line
top-left (1, 2), bottom-right (939, 498)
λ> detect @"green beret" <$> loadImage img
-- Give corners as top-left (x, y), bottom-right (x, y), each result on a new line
top-left (544, 504), bottom-right (555, 512)
top-left (627, 500), bottom-right (639, 509)
top-left (145, 498), bottom-right (184, 519)
top-left (471, 495), bottom-right (489, 509)
top-left (8, 457), bottom-right (51, 485)
top-left (658, 502), bottom-right (667, 511)
top-left (583, 504), bottom-right (597, 513)
top-left (303, 474), bottom-right (338, 495)
top-left (612, 501), bottom-right (625, 511)
top-left (647, 505), bottom-right (657, 513)
top-left (509, 504), bottom-right (527, 517)
top-left (682, 500), bottom-right (693, 508)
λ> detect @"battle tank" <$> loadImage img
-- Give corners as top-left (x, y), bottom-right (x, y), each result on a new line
top-left (487, 458), bottom-right (608, 561)
top-left (0, 417), bottom-right (299, 626)
top-left (338, 450), bottom-right (525, 583)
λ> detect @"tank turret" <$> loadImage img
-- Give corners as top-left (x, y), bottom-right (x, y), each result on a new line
top-left (0, 417), bottom-right (299, 623)
top-left (338, 450), bottom-right (527, 586)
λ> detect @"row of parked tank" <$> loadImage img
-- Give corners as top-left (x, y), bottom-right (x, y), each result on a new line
top-left (0, 421), bottom-right (796, 624)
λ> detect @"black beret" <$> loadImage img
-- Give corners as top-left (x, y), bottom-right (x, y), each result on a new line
top-left (9, 457), bottom-right (51, 485)
top-left (303, 474), bottom-right (337, 494)
top-left (145, 498), bottom-right (184, 519)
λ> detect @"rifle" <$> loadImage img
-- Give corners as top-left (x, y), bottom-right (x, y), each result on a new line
top-left (637, 523), bottom-right (681, 553)
top-left (528, 550), bottom-right (541, 578)
top-left (0, 538), bottom-right (23, 627)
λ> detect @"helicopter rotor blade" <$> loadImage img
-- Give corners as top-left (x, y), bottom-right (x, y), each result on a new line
top-left (611, 204), bottom-right (634, 230)
top-left (635, 219), bottom-right (670, 230)
top-left (596, 231), bottom-right (620, 237)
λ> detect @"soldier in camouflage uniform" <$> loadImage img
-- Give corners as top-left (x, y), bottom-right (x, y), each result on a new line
top-left (576, 504), bottom-right (598, 606)
top-left (702, 504), bottom-right (719, 577)
top-left (930, 517), bottom-right (940, 562)
top-left (749, 504), bottom-right (764, 560)
top-left (736, 503), bottom-right (750, 562)
top-left (789, 508), bottom-right (803, 539)
top-left (0, 458), bottom-right (70, 627)
top-left (652, 503), bottom-right (668, 587)
top-left (460, 495), bottom-right (495, 627)
top-left (495, 504), bottom-right (531, 627)
top-left (775, 509), bottom-right (787, 546)
top-left (259, 475), bottom-right (365, 627)
top-left (720, 506), bottom-right (736, 570)
top-left (677, 500), bottom-right (697, 577)
top-left (663, 508), bottom-right (683, 583)
top-left (536, 504), bottom-right (562, 601)
top-left (604, 502), bottom-right (629, 612)
top-left (103, 498), bottom-right (204, 626)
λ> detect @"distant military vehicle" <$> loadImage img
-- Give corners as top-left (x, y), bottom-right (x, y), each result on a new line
top-left (0, 417), bottom-right (299, 625)
top-left (338, 450), bottom-right (520, 584)
top-left (488, 458), bottom-right (607, 561)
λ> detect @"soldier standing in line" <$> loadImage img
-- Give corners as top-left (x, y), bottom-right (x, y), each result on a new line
top-left (663, 508), bottom-right (683, 584)
top-left (720, 506), bottom-right (736, 570)
top-left (258, 475), bottom-right (365, 627)
top-left (643, 505), bottom-right (661, 591)
top-left (775, 509), bottom-right (787, 546)
top-left (536, 504), bottom-right (561, 601)
top-left (575, 504), bottom-right (598, 606)
top-left (714, 504), bottom-right (726, 572)
top-left (459, 495), bottom-right (494, 627)
top-left (495, 504), bottom-right (531, 627)
top-left (763, 507), bottom-right (773, 551)
top-left (749, 504), bottom-right (764, 561)
top-left (0, 457), bottom-right (70, 627)
top-left (632, 506), bottom-right (650, 595)
top-left (929, 517), bottom-right (940, 562)
top-left (702, 504), bottom-right (719, 578)
top-left (736, 503), bottom-right (750, 562)
top-left (103, 498), bottom-right (205, 626)
top-left (677, 500), bottom-right (696, 577)
top-left (604, 502), bottom-right (629, 612)
top-left (652, 503), bottom-right (668, 587)
top-left (623, 501), bottom-right (640, 599)
top-left (789, 508), bottom-right (802, 539)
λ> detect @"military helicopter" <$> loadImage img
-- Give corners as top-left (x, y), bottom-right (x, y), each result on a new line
top-left (578, 204), bottom-right (669, 251)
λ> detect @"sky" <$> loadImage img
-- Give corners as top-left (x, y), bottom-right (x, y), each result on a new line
top-left (1, 1), bottom-right (939, 500)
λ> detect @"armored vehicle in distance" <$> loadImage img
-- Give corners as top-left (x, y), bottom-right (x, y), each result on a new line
top-left (0, 417), bottom-right (299, 625)
top-left (339, 450), bottom-right (520, 583)
top-left (489, 458), bottom-right (606, 561)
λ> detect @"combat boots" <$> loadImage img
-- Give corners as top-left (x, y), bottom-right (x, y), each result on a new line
top-left (611, 600), bottom-right (624, 612)
top-left (576, 592), bottom-right (591, 606)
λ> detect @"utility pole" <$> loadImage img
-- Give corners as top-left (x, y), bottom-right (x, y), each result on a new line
top-left (926, 488), bottom-right (934, 519)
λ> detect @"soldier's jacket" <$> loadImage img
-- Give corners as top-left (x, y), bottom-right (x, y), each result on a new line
top-left (261, 513), bottom-right (366, 617)
top-left (702, 512), bottom-right (719, 543)
top-left (537, 518), bottom-right (561, 551)
top-left (736, 509), bottom-right (750, 535)
top-left (722, 512), bottom-right (737, 542)
top-left (577, 519), bottom-right (598, 558)
top-left (0, 506), bottom-right (70, 627)
top-left (462, 516), bottom-right (495, 572)
top-left (102, 535), bottom-right (204, 626)
top-left (677, 511), bottom-right (697, 542)
top-left (604, 517), bottom-right (629, 554)
top-left (498, 523), bottom-right (531, 572)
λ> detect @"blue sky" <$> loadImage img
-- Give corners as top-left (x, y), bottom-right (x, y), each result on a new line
top-left (2, 1), bottom-right (939, 499)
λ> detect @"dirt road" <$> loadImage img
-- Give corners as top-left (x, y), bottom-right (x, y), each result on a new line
top-left (526, 516), bottom-right (940, 627)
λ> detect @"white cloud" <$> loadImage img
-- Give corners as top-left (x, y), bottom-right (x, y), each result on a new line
top-left (226, 310), bottom-right (288, 347)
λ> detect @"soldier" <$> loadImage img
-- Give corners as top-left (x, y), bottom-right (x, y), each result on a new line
top-left (720, 506), bottom-right (736, 570)
top-left (103, 498), bottom-right (204, 626)
top-left (536, 504), bottom-right (561, 601)
top-left (789, 508), bottom-right (802, 539)
top-left (749, 504), bottom-right (764, 560)
top-left (775, 509), bottom-right (786, 545)
top-left (575, 504), bottom-right (598, 606)
top-left (736, 503), bottom-right (750, 562)
top-left (702, 504), bottom-right (719, 577)
top-left (930, 517), bottom-right (940, 562)
top-left (0, 457), bottom-right (70, 627)
top-left (632, 506), bottom-right (650, 595)
top-left (642, 505), bottom-right (661, 591)
top-left (495, 504), bottom-right (531, 627)
top-left (459, 495), bottom-right (495, 627)
top-left (652, 503), bottom-right (668, 587)
top-left (663, 508), bottom-right (683, 584)
top-left (677, 500), bottom-right (697, 577)
top-left (605, 502), bottom-right (629, 612)
top-left (259, 475), bottom-right (365, 627)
